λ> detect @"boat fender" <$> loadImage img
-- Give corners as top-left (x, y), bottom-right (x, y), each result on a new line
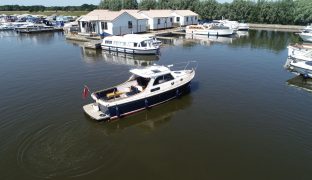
top-left (145, 99), bottom-right (149, 108)
top-left (115, 106), bottom-right (120, 117)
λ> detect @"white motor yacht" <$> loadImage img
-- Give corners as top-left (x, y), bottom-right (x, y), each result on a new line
top-left (186, 24), bottom-right (234, 36)
top-left (83, 62), bottom-right (197, 121)
top-left (101, 35), bottom-right (160, 55)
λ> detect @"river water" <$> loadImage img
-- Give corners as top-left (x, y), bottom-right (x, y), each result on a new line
top-left (0, 30), bottom-right (311, 179)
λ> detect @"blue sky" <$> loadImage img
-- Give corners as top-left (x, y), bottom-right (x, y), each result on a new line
top-left (0, 0), bottom-right (232, 6)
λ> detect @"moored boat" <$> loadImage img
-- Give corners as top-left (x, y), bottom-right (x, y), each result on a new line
top-left (0, 23), bottom-right (15, 30)
top-left (238, 22), bottom-right (249, 31)
top-left (288, 44), bottom-right (312, 56)
top-left (123, 34), bottom-right (162, 46)
top-left (15, 23), bottom-right (57, 33)
top-left (289, 60), bottom-right (312, 78)
top-left (101, 35), bottom-right (160, 55)
top-left (185, 24), bottom-right (234, 36)
top-left (83, 62), bottom-right (197, 121)
top-left (299, 30), bottom-right (312, 42)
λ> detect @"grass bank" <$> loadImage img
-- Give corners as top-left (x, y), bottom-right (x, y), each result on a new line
top-left (0, 11), bottom-right (88, 16)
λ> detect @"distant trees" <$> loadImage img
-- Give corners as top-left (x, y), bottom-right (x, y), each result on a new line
top-left (138, 0), bottom-right (157, 10)
top-left (0, 4), bottom-right (97, 12)
top-left (99, 0), bottom-right (138, 10)
top-left (2, 0), bottom-right (312, 25)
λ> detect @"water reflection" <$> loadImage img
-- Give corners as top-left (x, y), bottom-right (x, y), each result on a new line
top-left (230, 30), bottom-right (300, 52)
top-left (1, 31), bottom-right (61, 45)
top-left (80, 47), bottom-right (159, 66)
top-left (96, 94), bottom-right (193, 135)
top-left (184, 34), bottom-right (236, 46)
top-left (287, 76), bottom-right (312, 93)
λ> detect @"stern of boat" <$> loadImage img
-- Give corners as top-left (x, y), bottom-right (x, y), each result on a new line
top-left (83, 103), bottom-right (110, 121)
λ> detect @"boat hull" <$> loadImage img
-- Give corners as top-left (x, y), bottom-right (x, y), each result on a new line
top-left (101, 45), bottom-right (159, 55)
top-left (84, 82), bottom-right (191, 121)
top-left (186, 28), bottom-right (233, 36)
top-left (299, 33), bottom-right (312, 42)
top-left (290, 61), bottom-right (312, 78)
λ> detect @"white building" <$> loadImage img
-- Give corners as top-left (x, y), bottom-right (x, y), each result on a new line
top-left (171, 10), bottom-right (198, 26)
top-left (140, 10), bottom-right (174, 30)
top-left (78, 10), bottom-right (148, 36)
top-left (77, 9), bottom-right (199, 35)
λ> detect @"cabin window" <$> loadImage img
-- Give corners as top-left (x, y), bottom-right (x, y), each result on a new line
top-left (157, 19), bottom-right (160, 25)
top-left (195, 16), bottom-right (197, 20)
top-left (82, 22), bottom-right (86, 28)
top-left (176, 17), bottom-right (180, 22)
top-left (170, 17), bottom-right (173, 22)
top-left (164, 74), bottom-right (174, 81)
top-left (140, 41), bottom-right (147, 47)
top-left (186, 17), bottom-right (189, 22)
top-left (105, 40), bottom-right (112, 44)
top-left (153, 74), bottom-right (174, 86)
top-left (134, 43), bottom-right (137, 47)
top-left (101, 22), bottom-right (108, 30)
top-left (128, 21), bottom-right (132, 28)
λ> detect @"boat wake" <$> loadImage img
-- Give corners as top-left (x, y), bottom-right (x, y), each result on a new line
top-left (16, 121), bottom-right (126, 178)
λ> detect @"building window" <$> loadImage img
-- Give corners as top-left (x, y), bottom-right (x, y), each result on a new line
top-left (186, 17), bottom-right (189, 22)
top-left (176, 17), bottom-right (180, 22)
top-left (157, 18), bottom-right (160, 25)
top-left (128, 21), bottom-right (132, 28)
top-left (101, 22), bottom-right (107, 30)
top-left (170, 17), bottom-right (173, 22)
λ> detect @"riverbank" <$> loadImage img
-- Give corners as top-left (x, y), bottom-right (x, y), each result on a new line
top-left (249, 23), bottom-right (304, 32)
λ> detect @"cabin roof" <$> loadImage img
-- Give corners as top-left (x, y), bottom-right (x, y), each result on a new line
top-left (140, 10), bottom-right (174, 18)
top-left (173, 10), bottom-right (198, 16)
top-left (79, 9), bottom-right (146, 22)
top-left (130, 65), bottom-right (171, 78)
top-left (104, 35), bottom-right (153, 42)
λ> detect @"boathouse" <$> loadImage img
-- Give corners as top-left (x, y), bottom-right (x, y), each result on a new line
top-left (78, 10), bottom-right (148, 36)
top-left (139, 10), bottom-right (174, 30)
top-left (171, 10), bottom-right (198, 26)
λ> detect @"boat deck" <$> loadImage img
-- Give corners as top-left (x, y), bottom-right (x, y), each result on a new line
top-left (83, 103), bottom-right (109, 121)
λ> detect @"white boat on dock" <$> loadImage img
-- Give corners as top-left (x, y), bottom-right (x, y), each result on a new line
top-left (185, 24), bottom-right (234, 36)
top-left (101, 35), bottom-right (160, 55)
top-left (83, 62), bottom-right (197, 121)
top-left (289, 60), bottom-right (312, 78)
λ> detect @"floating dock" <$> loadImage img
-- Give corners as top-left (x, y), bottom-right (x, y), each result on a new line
top-left (16, 27), bottom-right (63, 33)
top-left (83, 40), bottom-right (102, 49)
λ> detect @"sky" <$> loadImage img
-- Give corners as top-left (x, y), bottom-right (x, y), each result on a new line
top-left (0, 0), bottom-right (232, 6)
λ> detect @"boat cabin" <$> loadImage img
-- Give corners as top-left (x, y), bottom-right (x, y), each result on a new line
top-left (92, 65), bottom-right (175, 102)
top-left (103, 35), bottom-right (156, 48)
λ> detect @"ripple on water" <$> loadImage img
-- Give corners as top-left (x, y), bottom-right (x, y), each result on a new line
top-left (16, 120), bottom-right (125, 178)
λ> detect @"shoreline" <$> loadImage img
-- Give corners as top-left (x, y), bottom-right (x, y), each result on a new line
top-left (249, 23), bottom-right (304, 33)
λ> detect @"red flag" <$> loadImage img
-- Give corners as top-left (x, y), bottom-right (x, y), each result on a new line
top-left (82, 85), bottom-right (90, 99)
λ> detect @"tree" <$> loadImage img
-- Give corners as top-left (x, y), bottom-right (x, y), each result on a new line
top-left (138, 0), bottom-right (157, 10)
top-left (196, 0), bottom-right (219, 20)
top-left (294, 0), bottom-right (312, 25)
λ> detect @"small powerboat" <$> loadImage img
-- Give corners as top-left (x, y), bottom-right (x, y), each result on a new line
top-left (83, 62), bottom-right (197, 121)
